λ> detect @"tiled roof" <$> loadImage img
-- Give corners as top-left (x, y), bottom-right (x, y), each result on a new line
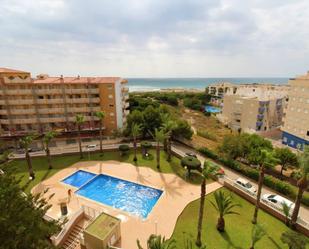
top-left (0, 67), bottom-right (30, 73)
top-left (33, 76), bottom-right (121, 84)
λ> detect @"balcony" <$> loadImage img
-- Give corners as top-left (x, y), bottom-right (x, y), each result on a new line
top-left (258, 107), bottom-right (265, 114)
top-left (257, 114), bottom-right (264, 120)
top-left (5, 89), bottom-right (33, 95)
top-left (39, 117), bottom-right (66, 123)
top-left (38, 108), bottom-right (65, 114)
top-left (11, 109), bottom-right (36, 115)
top-left (256, 121), bottom-right (263, 127)
top-left (11, 118), bottom-right (37, 124)
top-left (37, 98), bottom-right (64, 104)
top-left (8, 99), bottom-right (34, 105)
top-left (35, 89), bottom-right (62, 95)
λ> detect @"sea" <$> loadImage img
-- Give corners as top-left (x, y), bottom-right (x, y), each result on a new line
top-left (127, 78), bottom-right (289, 92)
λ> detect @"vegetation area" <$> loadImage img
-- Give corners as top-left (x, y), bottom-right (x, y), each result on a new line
top-left (0, 164), bottom-right (60, 249)
top-left (170, 188), bottom-right (308, 249)
top-left (9, 148), bottom-right (206, 193)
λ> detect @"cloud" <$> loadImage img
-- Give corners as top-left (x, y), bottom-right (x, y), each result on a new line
top-left (0, 0), bottom-right (309, 77)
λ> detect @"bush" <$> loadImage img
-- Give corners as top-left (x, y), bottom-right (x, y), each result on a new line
top-left (197, 130), bottom-right (217, 141)
top-left (198, 147), bottom-right (218, 160)
top-left (198, 146), bottom-right (309, 207)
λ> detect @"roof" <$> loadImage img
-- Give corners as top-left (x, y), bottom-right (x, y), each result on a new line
top-left (0, 68), bottom-right (30, 74)
top-left (84, 213), bottom-right (120, 240)
top-left (33, 76), bottom-right (121, 84)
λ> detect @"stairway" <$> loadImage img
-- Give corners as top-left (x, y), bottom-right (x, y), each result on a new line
top-left (62, 224), bottom-right (84, 249)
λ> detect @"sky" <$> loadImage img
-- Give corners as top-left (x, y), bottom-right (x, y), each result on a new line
top-left (1, 0), bottom-right (309, 78)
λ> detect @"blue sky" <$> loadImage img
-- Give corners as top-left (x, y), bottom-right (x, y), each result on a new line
top-left (0, 0), bottom-right (309, 77)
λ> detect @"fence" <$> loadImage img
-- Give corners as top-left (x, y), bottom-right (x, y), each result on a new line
top-left (223, 176), bottom-right (309, 236)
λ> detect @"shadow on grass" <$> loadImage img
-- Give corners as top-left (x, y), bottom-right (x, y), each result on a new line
top-left (219, 231), bottom-right (244, 249)
top-left (267, 236), bottom-right (283, 249)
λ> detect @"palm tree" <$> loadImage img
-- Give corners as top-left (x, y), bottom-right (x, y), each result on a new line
top-left (196, 160), bottom-right (220, 247)
top-left (281, 230), bottom-right (308, 249)
top-left (137, 234), bottom-right (176, 249)
top-left (19, 134), bottom-right (36, 180)
top-left (75, 114), bottom-right (85, 159)
top-left (281, 202), bottom-right (292, 226)
top-left (250, 149), bottom-right (278, 224)
top-left (210, 190), bottom-right (240, 232)
top-left (290, 146), bottom-right (309, 228)
top-left (43, 131), bottom-right (57, 169)
top-left (131, 123), bottom-right (142, 162)
top-left (161, 118), bottom-right (177, 162)
top-left (151, 128), bottom-right (167, 170)
top-left (94, 111), bottom-right (105, 154)
top-left (250, 224), bottom-right (266, 249)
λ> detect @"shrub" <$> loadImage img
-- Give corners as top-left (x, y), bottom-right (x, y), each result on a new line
top-left (198, 147), bottom-right (218, 160)
top-left (197, 130), bottom-right (217, 141)
top-left (198, 146), bottom-right (309, 207)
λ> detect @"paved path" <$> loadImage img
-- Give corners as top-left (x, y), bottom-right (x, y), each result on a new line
top-left (34, 161), bottom-right (222, 249)
top-left (172, 142), bottom-right (309, 220)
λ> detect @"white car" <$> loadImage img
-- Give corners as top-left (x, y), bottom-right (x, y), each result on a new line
top-left (234, 178), bottom-right (257, 194)
top-left (86, 144), bottom-right (97, 149)
top-left (262, 194), bottom-right (295, 212)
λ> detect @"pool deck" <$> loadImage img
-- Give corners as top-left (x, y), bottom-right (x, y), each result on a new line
top-left (32, 161), bottom-right (222, 249)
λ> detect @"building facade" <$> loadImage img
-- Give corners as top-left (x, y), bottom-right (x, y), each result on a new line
top-left (219, 90), bottom-right (287, 133)
top-left (0, 68), bottom-right (129, 139)
top-left (281, 71), bottom-right (309, 149)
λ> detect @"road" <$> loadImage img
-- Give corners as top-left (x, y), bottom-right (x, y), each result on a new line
top-left (10, 139), bottom-right (309, 221)
top-left (172, 142), bottom-right (309, 221)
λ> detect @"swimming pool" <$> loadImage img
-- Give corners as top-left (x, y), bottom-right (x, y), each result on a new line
top-left (62, 171), bottom-right (163, 218)
top-left (205, 105), bottom-right (221, 113)
top-left (62, 170), bottom-right (96, 188)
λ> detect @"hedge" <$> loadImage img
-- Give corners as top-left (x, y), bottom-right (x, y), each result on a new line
top-left (198, 147), bottom-right (309, 207)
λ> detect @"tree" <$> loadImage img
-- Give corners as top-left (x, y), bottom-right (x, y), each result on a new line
top-left (151, 128), bottom-right (167, 170)
top-left (281, 230), bottom-right (308, 249)
top-left (137, 234), bottom-right (176, 249)
top-left (19, 134), bottom-right (36, 180)
top-left (75, 114), bottom-right (85, 159)
top-left (143, 106), bottom-right (162, 135)
top-left (219, 134), bottom-right (243, 160)
top-left (43, 131), bottom-right (57, 170)
top-left (94, 111), bottom-right (105, 154)
top-left (125, 109), bottom-right (144, 136)
top-left (249, 149), bottom-right (278, 224)
top-left (181, 156), bottom-right (201, 177)
top-left (141, 141), bottom-right (152, 156)
top-left (0, 164), bottom-right (59, 249)
top-left (210, 190), bottom-right (240, 232)
top-left (290, 146), bottom-right (309, 228)
top-left (131, 123), bottom-right (142, 162)
top-left (274, 147), bottom-right (298, 178)
top-left (250, 224), bottom-right (266, 249)
top-left (196, 161), bottom-right (220, 247)
top-left (281, 202), bottom-right (292, 226)
top-left (161, 117), bottom-right (177, 161)
top-left (118, 144), bottom-right (130, 156)
top-left (173, 120), bottom-right (193, 140)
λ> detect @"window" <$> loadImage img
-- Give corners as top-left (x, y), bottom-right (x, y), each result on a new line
top-left (108, 94), bottom-right (113, 99)
top-left (307, 131), bottom-right (309, 136)
top-left (290, 140), bottom-right (294, 146)
top-left (110, 112), bottom-right (114, 116)
top-left (283, 137), bottom-right (287, 142)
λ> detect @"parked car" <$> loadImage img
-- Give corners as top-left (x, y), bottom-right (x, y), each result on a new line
top-left (262, 194), bottom-right (295, 212)
top-left (185, 152), bottom-right (197, 158)
top-left (234, 178), bottom-right (257, 194)
top-left (86, 144), bottom-right (97, 149)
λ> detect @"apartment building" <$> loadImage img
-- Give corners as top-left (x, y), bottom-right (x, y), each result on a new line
top-left (281, 71), bottom-right (309, 149)
top-left (219, 90), bottom-right (287, 133)
top-left (0, 68), bottom-right (129, 139)
top-left (206, 82), bottom-right (289, 105)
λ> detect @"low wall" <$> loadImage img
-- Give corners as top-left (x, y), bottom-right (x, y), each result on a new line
top-left (224, 181), bottom-right (309, 237)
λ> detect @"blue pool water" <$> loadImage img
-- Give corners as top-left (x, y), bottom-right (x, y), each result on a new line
top-left (62, 170), bottom-right (96, 188)
top-left (63, 171), bottom-right (163, 218)
top-left (205, 105), bottom-right (221, 113)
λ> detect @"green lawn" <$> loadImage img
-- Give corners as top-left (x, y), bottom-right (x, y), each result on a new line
top-left (10, 148), bottom-right (203, 193)
top-left (170, 188), bottom-right (308, 249)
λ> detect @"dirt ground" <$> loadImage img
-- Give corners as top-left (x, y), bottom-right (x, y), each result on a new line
top-left (179, 106), bottom-right (232, 151)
